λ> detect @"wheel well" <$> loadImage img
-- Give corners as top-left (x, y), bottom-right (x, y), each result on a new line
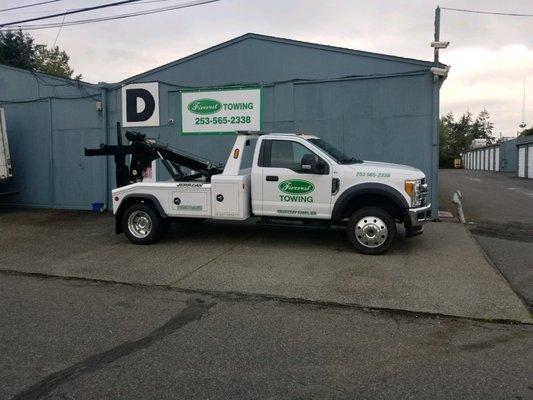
top-left (115, 196), bottom-right (163, 234)
top-left (340, 193), bottom-right (404, 223)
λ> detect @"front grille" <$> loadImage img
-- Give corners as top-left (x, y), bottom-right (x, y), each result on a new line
top-left (419, 178), bottom-right (428, 206)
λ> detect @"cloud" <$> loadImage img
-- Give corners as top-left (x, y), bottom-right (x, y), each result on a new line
top-left (440, 44), bottom-right (533, 135)
top-left (13, 0), bottom-right (532, 136)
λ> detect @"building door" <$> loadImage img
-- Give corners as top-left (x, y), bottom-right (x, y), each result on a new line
top-left (518, 147), bottom-right (526, 177)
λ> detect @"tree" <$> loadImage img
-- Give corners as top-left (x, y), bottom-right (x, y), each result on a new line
top-left (439, 110), bottom-right (495, 168)
top-left (0, 30), bottom-right (35, 71)
top-left (0, 29), bottom-right (80, 79)
top-left (34, 45), bottom-right (80, 80)
top-left (519, 127), bottom-right (533, 137)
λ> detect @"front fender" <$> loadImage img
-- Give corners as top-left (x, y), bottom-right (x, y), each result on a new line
top-left (331, 183), bottom-right (409, 221)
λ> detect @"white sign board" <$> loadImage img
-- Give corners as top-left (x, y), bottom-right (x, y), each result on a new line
top-left (181, 88), bottom-right (261, 134)
top-left (122, 82), bottom-right (160, 127)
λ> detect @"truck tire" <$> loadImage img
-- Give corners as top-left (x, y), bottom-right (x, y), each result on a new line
top-left (122, 202), bottom-right (169, 245)
top-left (346, 206), bottom-right (396, 255)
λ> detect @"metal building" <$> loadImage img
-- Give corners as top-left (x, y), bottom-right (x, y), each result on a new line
top-left (517, 136), bottom-right (533, 179)
top-left (463, 139), bottom-right (519, 173)
top-left (0, 33), bottom-right (445, 216)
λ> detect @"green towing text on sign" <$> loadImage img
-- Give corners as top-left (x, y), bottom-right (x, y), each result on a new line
top-left (181, 88), bottom-right (262, 135)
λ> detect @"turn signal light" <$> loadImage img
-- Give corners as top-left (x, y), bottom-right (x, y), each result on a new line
top-left (405, 181), bottom-right (414, 196)
top-left (233, 148), bottom-right (240, 159)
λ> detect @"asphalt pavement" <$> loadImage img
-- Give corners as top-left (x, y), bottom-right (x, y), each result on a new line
top-left (1, 200), bottom-right (532, 399)
top-left (0, 208), bottom-right (529, 321)
top-left (439, 169), bottom-right (533, 308)
top-left (1, 273), bottom-right (532, 400)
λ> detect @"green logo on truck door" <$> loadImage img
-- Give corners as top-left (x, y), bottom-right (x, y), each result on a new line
top-left (187, 99), bottom-right (222, 115)
top-left (278, 179), bottom-right (315, 194)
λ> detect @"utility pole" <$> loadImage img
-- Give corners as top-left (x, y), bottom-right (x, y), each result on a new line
top-left (434, 6), bottom-right (441, 66)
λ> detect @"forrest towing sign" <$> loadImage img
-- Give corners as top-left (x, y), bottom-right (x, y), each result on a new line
top-left (181, 88), bottom-right (262, 134)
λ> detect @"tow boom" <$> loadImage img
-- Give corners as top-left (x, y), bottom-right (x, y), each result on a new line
top-left (84, 123), bottom-right (223, 187)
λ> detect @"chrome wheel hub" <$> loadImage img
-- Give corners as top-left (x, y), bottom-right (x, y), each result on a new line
top-left (355, 216), bottom-right (388, 248)
top-left (128, 210), bottom-right (152, 238)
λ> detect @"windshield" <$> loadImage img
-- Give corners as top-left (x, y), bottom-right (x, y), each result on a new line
top-left (307, 138), bottom-right (361, 164)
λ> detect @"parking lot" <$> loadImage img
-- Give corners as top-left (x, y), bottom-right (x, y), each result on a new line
top-left (439, 169), bottom-right (533, 309)
top-left (0, 207), bottom-right (529, 322)
top-left (1, 194), bottom-right (532, 399)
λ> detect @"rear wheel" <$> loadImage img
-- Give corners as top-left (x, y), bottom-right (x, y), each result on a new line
top-left (122, 202), bottom-right (168, 244)
top-left (346, 206), bottom-right (396, 255)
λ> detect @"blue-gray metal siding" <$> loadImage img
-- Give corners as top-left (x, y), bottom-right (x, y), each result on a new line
top-left (2, 34), bottom-right (441, 216)
top-left (500, 139), bottom-right (518, 172)
top-left (0, 65), bottom-right (105, 209)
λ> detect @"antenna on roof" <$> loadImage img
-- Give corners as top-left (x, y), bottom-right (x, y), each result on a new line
top-left (519, 76), bottom-right (527, 129)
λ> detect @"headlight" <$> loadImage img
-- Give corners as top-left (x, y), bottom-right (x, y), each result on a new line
top-left (405, 179), bottom-right (427, 207)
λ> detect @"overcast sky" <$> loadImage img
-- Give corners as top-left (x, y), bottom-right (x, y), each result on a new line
top-left (2, 0), bottom-right (532, 137)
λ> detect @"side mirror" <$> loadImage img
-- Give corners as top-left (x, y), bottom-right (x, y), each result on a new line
top-left (301, 153), bottom-right (316, 172)
top-left (301, 154), bottom-right (328, 174)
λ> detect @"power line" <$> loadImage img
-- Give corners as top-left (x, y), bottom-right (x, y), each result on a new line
top-left (441, 7), bottom-right (533, 17)
top-left (0, 0), bottom-right (62, 13)
top-left (0, 0), bottom-right (144, 27)
top-left (52, 14), bottom-right (66, 47)
top-left (0, 0), bottom-right (182, 16)
top-left (1, 0), bottom-right (221, 31)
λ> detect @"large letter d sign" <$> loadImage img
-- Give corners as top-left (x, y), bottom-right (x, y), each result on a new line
top-left (121, 82), bottom-right (160, 127)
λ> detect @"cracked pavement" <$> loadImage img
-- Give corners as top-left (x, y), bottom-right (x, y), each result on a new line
top-left (1, 273), bottom-right (532, 400)
top-left (1, 205), bottom-right (532, 398)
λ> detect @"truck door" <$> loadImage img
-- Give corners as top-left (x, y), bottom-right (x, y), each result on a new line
top-left (259, 139), bottom-right (332, 219)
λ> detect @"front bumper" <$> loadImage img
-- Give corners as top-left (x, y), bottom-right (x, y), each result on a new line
top-left (404, 203), bottom-right (432, 237)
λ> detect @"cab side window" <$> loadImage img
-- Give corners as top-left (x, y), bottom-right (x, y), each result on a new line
top-left (271, 140), bottom-right (310, 169)
top-left (257, 140), bottom-right (329, 173)
top-left (259, 140), bottom-right (325, 173)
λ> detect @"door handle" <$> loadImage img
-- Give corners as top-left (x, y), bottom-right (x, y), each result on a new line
top-left (266, 175), bottom-right (279, 181)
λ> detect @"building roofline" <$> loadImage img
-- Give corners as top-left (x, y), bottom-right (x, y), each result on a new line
top-left (517, 135), bottom-right (533, 145)
top-left (122, 32), bottom-right (445, 84)
top-left (0, 63), bottom-right (98, 88)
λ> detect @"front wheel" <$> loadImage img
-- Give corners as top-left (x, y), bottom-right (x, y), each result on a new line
top-left (346, 207), bottom-right (397, 255)
top-left (122, 202), bottom-right (169, 245)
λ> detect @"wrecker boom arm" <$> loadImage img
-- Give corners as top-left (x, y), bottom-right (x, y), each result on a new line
top-left (84, 123), bottom-right (223, 187)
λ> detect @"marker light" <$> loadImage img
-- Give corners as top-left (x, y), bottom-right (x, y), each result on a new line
top-left (404, 181), bottom-right (414, 196)
top-left (233, 148), bottom-right (240, 159)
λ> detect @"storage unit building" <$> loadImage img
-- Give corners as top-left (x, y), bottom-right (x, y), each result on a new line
top-left (463, 143), bottom-right (500, 172)
top-left (0, 33), bottom-right (446, 216)
top-left (517, 136), bottom-right (533, 179)
top-left (499, 138), bottom-right (518, 172)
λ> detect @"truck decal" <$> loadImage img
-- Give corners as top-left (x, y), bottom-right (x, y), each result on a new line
top-left (277, 209), bottom-right (317, 216)
top-left (356, 172), bottom-right (391, 178)
top-left (278, 179), bottom-right (315, 194)
top-left (279, 195), bottom-right (313, 203)
top-left (174, 205), bottom-right (203, 211)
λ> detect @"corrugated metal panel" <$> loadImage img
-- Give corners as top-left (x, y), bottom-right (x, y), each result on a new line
top-left (518, 147), bottom-right (526, 177)
top-left (527, 146), bottom-right (533, 178)
top-left (500, 139), bottom-right (518, 172)
top-left (0, 65), bottom-right (104, 209)
top-left (2, 34), bottom-right (441, 214)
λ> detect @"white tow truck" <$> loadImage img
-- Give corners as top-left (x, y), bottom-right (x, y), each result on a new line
top-left (86, 127), bottom-right (431, 254)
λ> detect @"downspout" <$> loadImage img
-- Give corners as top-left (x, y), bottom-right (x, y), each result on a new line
top-left (99, 84), bottom-right (109, 210)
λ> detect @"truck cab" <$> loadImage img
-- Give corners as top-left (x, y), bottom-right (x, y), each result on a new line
top-left (94, 130), bottom-right (431, 254)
